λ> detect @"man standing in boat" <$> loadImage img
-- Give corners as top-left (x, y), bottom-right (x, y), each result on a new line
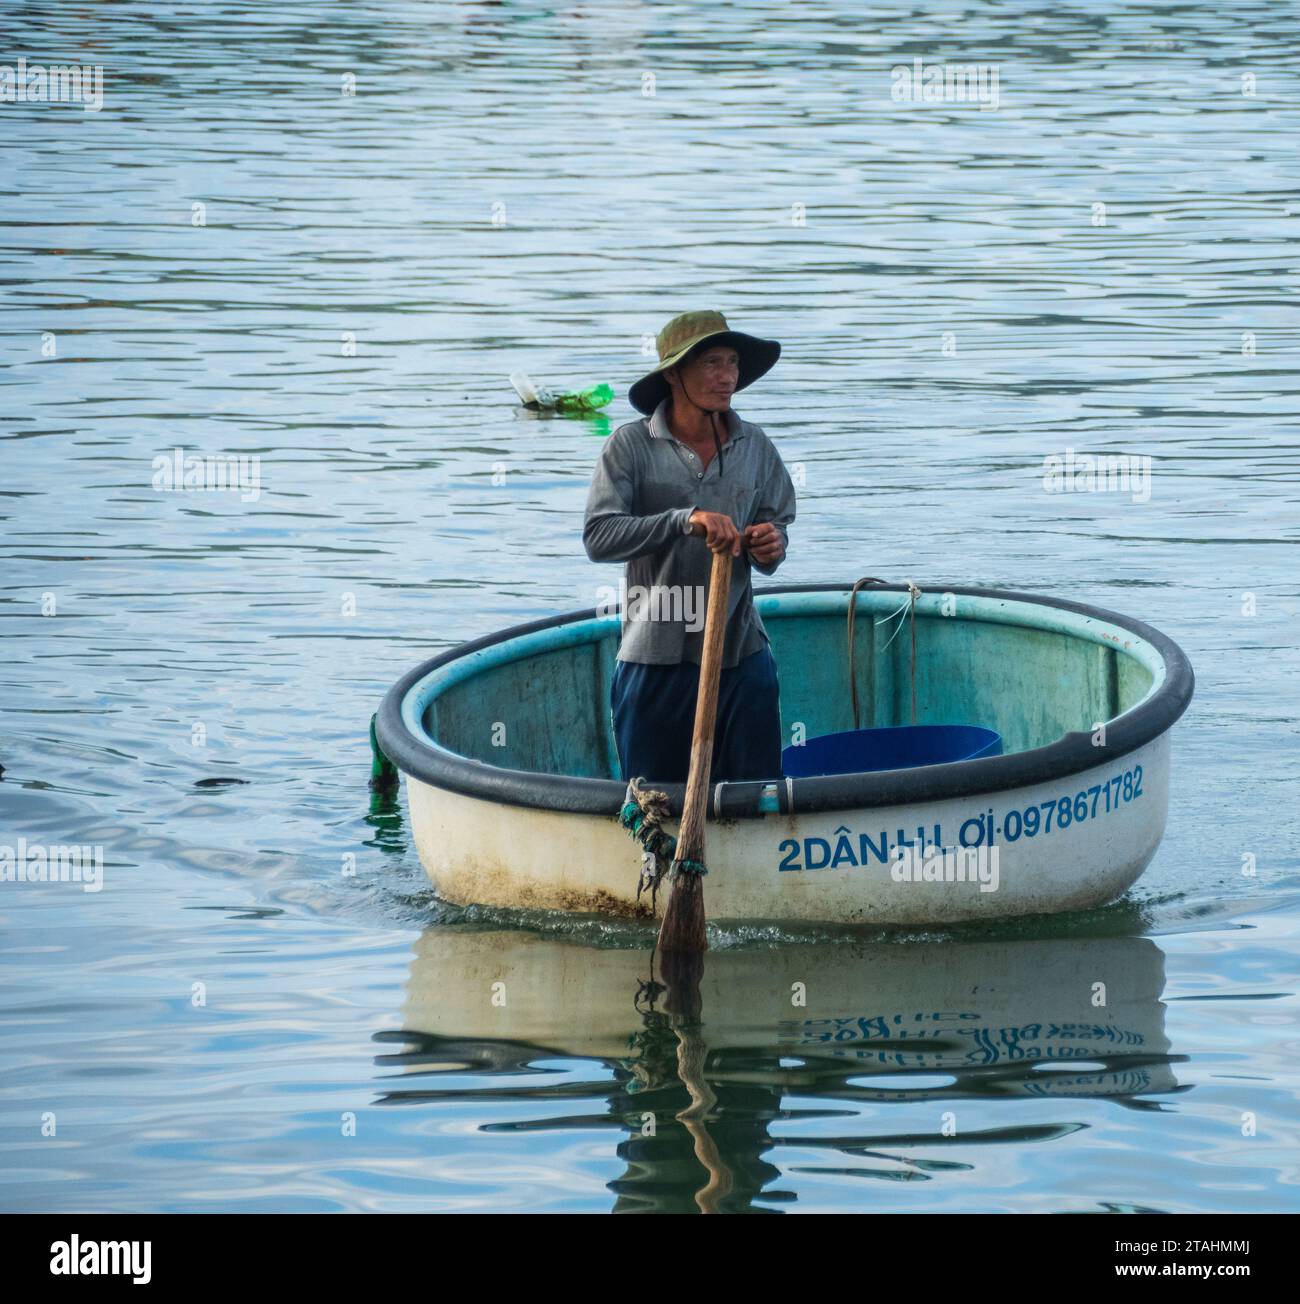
top-left (583, 310), bottom-right (796, 785)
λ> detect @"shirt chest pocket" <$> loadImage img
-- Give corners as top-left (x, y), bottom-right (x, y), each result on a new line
top-left (719, 480), bottom-right (760, 525)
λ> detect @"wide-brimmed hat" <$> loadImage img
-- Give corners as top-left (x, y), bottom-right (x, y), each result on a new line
top-left (628, 310), bottom-right (780, 415)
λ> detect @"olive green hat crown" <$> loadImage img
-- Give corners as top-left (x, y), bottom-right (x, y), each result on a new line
top-left (628, 310), bottom-right (781, 415)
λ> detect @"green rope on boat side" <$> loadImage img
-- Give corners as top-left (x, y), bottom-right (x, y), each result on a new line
top-left (619, 778), bottom-right (679, 910)
top-left (619, 799), bottom-right (678, 859)
top-left (670, 857), bottom-right (708, 877)
top-left (368, 713), bottom-right (399, 794)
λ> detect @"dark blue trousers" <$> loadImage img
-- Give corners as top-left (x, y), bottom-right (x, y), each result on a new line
top-left (611, 644), bottom-right (783, 785)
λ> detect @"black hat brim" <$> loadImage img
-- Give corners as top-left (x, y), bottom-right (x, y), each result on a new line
top-left (628, 332), bottom-right (780, 415)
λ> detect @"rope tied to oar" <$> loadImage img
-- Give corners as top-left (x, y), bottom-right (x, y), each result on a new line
top-left (848, 578), bottom-right (922, 728)
top-left (671, 857), bottom-right (708, 877)
top-left (619, 774), bottom-right (711, 911)
top-left (620, 776), bottom-right (682, 910)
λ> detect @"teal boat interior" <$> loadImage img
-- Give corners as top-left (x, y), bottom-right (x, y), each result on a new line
top-left (402, 585), bottom-right (1166, 782)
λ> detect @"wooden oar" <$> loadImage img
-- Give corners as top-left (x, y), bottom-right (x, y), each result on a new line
top-left (658, 545), bottom-right (732, 954)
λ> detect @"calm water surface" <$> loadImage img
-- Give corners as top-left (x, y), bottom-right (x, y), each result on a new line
top-left (2, 0), bottom-right (1298, 1212)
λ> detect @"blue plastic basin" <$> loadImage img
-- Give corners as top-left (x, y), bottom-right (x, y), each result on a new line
top-left (782, 724), bottom-right (1003, 778)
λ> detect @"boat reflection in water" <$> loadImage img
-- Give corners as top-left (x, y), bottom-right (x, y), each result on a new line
top-left (376, 929), bottom-right (1179, 1213)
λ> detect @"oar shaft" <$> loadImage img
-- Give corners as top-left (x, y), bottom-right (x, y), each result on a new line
top-left (658, 545), bottom-right (732, 954)
top-left (675, 548), bottom-right (732, 859)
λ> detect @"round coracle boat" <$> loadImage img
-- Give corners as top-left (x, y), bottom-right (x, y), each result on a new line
top-left (375, 583), bottom-right (1194, 926)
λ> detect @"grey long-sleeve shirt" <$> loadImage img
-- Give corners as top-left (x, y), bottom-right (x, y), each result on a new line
top-left (583, 397), bottom-right (797, 668)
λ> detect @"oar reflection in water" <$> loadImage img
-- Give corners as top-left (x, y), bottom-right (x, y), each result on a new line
top-left (623, 948), bottom-right (760, 1214)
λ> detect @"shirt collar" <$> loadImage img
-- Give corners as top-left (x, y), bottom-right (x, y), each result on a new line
top-left (648, 396), bottom-right (744, 443)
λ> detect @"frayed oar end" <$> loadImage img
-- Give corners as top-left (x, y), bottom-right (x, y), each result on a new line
top-left (657, 858), bottom-right (708, 955)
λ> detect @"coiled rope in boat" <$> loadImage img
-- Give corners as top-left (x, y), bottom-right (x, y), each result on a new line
top-left (848, 577), bottom-right (921, 728)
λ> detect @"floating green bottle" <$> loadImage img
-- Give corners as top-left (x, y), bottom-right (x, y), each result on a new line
top-left (555, 382), bottom-right (614, 413)
top-left (511, 373), bottom-right (614, 414)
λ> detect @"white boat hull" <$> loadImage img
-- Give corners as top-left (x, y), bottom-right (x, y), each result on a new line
top-left (407, 733), bottom-right (1169, 925)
